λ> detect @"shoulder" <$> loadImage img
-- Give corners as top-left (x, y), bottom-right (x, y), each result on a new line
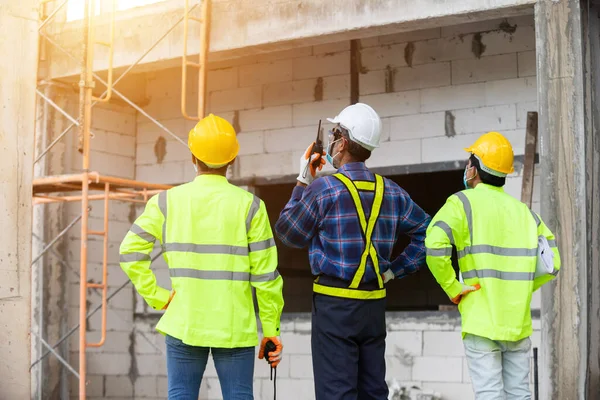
top-left (168, 180), bottom-right (260, 206)
top-left (228, 183), bottom-right (258, 201)
top-left (444, 190), bottom-right (471, 209)
top-left (305, 175), bottom-right (341, 200)
top-left (164, 181), bottom-right (192, 196)
top-left (380, 176), bottom-right (406, 196)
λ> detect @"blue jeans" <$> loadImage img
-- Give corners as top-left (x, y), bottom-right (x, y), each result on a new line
top-left (165, 335), bottom-right (255, 400)
top-left (463, 333), bottom-right (531, 400)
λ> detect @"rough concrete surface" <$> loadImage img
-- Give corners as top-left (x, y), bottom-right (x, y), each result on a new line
top-left (46, 0), bottom-right (535, 79)
top-left (0, 1), bottom-right (38, 398)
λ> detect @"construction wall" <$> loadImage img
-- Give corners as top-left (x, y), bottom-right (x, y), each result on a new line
top-left (136, 16), bottom-right (538, 190)
top-left (55, 15), bottom-right (543, 400)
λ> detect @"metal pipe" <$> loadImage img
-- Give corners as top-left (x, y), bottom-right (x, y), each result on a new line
top-left (34, 124), bottom-right (74, 165)
top-left (97, 76), bottom-right (188, 147)
top-left (181, 0), bottom-right (192, 120)
top-left (87, 183), bottom-right (109, 347)
top-left (31, 213), bottom-right (83, 266)
top-left (198, 0), bottom-right (211, 119)
top-left (30, 252), bottom-right (163, 370)
top-left (181, 0), bottom-right (210, 121)
top-left (32, 232), bottom-right (80, 278)
top-left (78, 0), bottom-right (94, 396)
top-left (33, 190), bottom-right (166, 205)
top-left (32, 172), bottom-right (171, 190)
top-left (38, 0), bottom-right (69, 32)
top-left (92, 0), bottom-right (115, 103)
top-left (36, 89), bottom-right (79, 126)
top-left (40, 28), bottom-right (188, 148)
top-left (533, 347), bottom-right (539, 400)
top-left (35, 333), bottom-right (80, 378)
top-left (35, 1), bottom-right (199, 158)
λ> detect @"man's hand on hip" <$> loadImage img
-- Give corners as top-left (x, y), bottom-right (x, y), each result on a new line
top-left (450, 284), bottom-right (481, 304)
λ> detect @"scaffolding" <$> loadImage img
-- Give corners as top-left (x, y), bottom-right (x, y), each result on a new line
top-left (32, 0), bottom-right (211, 398)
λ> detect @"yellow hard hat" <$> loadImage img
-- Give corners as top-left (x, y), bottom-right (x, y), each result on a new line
top-left (464, 131), bottom-right (515, 176)
top-left (188, 114), bottom-right (239, 168)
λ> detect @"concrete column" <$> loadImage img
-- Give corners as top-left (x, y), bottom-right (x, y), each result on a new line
top-left (0, 1), bottom-right (39, 398)
top-left (583, 3), bottom-right (600, 398)
top-left (535, 1), bottom-right (600, 399)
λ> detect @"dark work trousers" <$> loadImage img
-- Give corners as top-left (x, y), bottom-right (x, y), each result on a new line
top-left (311, 277), bottom-right (388, 400)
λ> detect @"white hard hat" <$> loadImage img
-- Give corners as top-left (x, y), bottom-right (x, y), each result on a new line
top-left (327, 103), bottom-right (382, 151)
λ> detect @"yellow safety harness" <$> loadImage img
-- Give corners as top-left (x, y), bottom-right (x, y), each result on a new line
top-left (313, 173), bottom-right (386, 300)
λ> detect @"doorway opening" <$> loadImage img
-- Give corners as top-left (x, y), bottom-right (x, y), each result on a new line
top-left (258, 168), bottom-right (464, 313)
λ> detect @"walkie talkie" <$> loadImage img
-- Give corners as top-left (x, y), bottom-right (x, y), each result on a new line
top-left (264, 340), bottom-right (278, 400)
top-left (264, 340), bottom-right (277, 364)
top-left (302, 120), bottom-right (324, 179)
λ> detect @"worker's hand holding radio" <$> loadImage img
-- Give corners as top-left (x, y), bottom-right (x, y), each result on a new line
top-left (259, 336), bottom-right (283, 368)
top-left (297, 141), bottom-right (326, 185)
top-left (450, 283), bottom-right (481, 305)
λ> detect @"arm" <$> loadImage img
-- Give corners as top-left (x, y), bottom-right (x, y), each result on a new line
top-left (248, 198), bottom-right (284, 338)
top-left (274, 183), bottom-right (321, 249)
top-left (425, 196), bottom-right (465, 299)
top-left (532, 212), bottom-right (561, 292)
top-left (388, 192), bottom-right (431, 279)
top-left (119, 193), bottom-right (171, 310)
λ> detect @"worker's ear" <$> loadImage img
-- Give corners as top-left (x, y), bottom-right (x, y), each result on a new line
top-left (338, 136), bottom-right (348, 153)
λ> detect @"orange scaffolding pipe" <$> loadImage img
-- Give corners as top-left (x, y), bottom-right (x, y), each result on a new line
top-left (32, 0), bottom-right (211, 397)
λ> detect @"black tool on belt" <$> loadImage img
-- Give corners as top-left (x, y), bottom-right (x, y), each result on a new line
top-left (264, 340), bottom-right (277, 400)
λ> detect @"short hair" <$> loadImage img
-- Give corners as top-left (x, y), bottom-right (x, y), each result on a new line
top-left (335, 128), bottom-right (371, 162)
top-left (469, 154), bottom-right (505, 187)
top-left (195, 157), bottom-right (229, 174)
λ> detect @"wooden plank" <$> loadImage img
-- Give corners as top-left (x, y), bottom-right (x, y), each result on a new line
top-left (350, 39), bottom-right (360, 105)
top-left (521, 111), bottom-right (538, 208)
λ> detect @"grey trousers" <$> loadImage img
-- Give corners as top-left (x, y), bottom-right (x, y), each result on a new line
top-left (463, 333), bottom-right (532, 400)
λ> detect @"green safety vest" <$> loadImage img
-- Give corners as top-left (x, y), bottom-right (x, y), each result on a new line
top-left (425, 183), bottom-right (561, 341)
top-left (313, 173), bottom-right (386, 300)
top-left (119, 175), bottom-right (284, 348)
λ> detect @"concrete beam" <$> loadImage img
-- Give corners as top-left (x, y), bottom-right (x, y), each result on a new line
top-left (0, 1), bottom-right (38, 398)
top-left (47, 0), bottom-right (534, 79)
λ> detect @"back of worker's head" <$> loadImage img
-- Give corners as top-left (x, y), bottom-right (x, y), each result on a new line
top-left (326, 103), bottom-right (382, 165)
top-left (469, 154), bottom-right (505, 187)
top-left (464, 131), bottom-right (514, 187)
top-left (188, 114), bottom-right (239, 175)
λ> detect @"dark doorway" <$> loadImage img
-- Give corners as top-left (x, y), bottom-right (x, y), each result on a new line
top-left (258, 168), bottom-right (464, 312)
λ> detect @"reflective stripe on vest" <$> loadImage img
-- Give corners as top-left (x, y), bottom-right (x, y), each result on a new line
top-left (312, 173), bottom-right (387, 300)
top-left (155, 190), bottom-right (276, 283)
top-left (170, 268), bottom-right (281, 282)
top-left (454, 191), bottom-right (537, 282)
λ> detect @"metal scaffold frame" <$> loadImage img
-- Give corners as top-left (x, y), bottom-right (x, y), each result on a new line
top-left (32, 1), bottom-right (211, 398)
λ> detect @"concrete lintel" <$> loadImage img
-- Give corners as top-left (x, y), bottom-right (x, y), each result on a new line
top-left (231, 154), bottom-right (536, 187)
top-left (47, 0), bottom-right (535, 79)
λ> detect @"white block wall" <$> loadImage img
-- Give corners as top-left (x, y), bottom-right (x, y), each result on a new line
top-left (62, 15), bottom-right (545, 400)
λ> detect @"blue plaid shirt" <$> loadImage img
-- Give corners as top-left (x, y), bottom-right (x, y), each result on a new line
top-left (274, 162), bottom-right (431, 283)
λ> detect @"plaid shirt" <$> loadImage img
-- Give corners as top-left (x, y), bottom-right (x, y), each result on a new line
top-left (274, 162), bottom-right (431, 283)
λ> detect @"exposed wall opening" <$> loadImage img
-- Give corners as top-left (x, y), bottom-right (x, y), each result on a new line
top-left (259, 168), bottom-right (464, 313)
